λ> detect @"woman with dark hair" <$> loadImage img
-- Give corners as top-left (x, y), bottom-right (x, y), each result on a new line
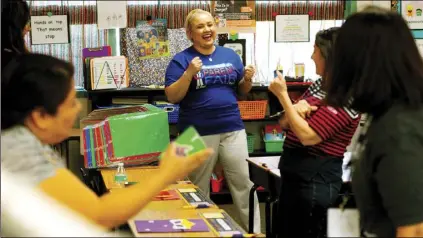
top-left (324, 6), bottom-right (423, 237)
top-left (268, 27), bottom-right (361, 238)
top-left (1, 0), bottom-right (31, 69)
top-left (1, 53), bottom-right (213, 229)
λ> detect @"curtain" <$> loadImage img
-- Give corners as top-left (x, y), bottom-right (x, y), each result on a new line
top-left (256, 0), bottom-right (346, 21)
top-left (25, 1), bottom-right (107, 87)
top-left (344, 0), bottom-right (357, 19)
top-left (126, 1), bottom-right (211, 28)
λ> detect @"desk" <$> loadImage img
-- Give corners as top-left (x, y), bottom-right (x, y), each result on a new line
top-left (100, 168), bottom-right (247, 237)
top-left (247, 156), bottom-right (281, 238)
top-left (100, 167), bottom-right (159, 190)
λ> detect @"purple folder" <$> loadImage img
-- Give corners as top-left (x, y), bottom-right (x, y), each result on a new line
top-left (134, 219), bottom-right (209, 233)
top-left (82, 46), bottom-right (111, 60)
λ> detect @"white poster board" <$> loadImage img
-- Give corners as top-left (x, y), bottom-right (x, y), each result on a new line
top-left (401, 1), bottom-right (423, 30)
top-left (275, 15), bottom-right (310, 43)
top-left (30, 15), bottom-right (69, 45)
top-left (416, 39), bottom-right (423, 58)
top-left (97, 1), bottom-right (127, 29)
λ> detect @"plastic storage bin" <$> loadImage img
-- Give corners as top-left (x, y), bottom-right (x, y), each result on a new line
top-left (211, 177), bottom-right (224, 193)
top-left (238, 100), bottom-right (268, 120)
top-left (153, 103), bottom-right (179, 124)
top-left (247, 134), bottom-right (256, 153)
top-left (264, 137), bottom-right (285, 153)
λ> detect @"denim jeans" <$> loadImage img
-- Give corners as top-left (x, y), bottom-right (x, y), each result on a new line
top-left (277, 149), bottom-right (343, 238)
top-left (277, 174), bottom-right (342, 238)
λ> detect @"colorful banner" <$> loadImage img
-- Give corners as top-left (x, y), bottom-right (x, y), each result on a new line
top-left (136, 19), bottom-right (170, 60)
top-left (212, 0), bottom-right (256, 33)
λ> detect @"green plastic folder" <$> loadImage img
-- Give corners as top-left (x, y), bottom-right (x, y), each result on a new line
top-left (162, 126), bottom-right (207, 158)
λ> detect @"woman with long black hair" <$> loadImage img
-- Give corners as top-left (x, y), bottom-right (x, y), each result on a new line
top-left (2, 0), bottom-right (31, 69)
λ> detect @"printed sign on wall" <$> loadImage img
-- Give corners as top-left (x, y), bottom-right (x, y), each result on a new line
top-left (212, 0), bottom-right (256, 33)
top-left (401, 1), bottom-right (423, 30)
top-left (30, 15), bottom-right (70, 45)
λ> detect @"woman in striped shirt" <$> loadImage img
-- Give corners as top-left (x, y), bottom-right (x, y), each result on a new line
top-left (268, 27), bottom-right (361, 238)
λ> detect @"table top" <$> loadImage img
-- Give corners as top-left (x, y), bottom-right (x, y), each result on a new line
top-left (100, 167), bottom-right (246, 237)
top-left (101, 166), bottom-right (160, 190)
top-left (247, 156), bottom-right (280, 171)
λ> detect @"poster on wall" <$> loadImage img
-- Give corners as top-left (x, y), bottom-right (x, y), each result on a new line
top-left (97, 1), bottom-right (127, 29)
top-left (211, 0), bottom-right (256, 33)
top-left (30, 15), bottom-right (70, 45)
top-left (136, 19), bottom-right (170, 60)
top-left (275, 15), bottom-right (310, 43)
top-left (401, 1), bottom-right (423, 30)
top-left (218, 39), bottom-right (246, 66)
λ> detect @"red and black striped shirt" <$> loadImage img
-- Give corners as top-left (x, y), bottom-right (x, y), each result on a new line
top-left (284, 78), bottom-right (361, 157)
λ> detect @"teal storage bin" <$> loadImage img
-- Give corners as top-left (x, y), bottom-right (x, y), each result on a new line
top-left (264, 137), bottom-right (285, 153)
top-left (247, 134), bottom-right (256, 153)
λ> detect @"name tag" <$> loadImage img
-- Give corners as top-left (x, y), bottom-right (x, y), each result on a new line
top-left (327, 208), bottom-right (360, 237)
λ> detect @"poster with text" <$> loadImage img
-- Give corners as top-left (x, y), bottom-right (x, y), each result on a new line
top-left (30, 15), bottom-right (69, 45)
top-left (136, 19), bottom-right (170, 60)
top-left (212, 0), bottom-right (256, 33)
top-left (275, 15), bottom-right (310, 42)
top-left (401, 1), bottom-right (423, 29)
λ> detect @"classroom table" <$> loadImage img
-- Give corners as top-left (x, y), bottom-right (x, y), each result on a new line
top-left (100, 167), bottom-right (248, 237)
top-left (247, 156), bottom-right (281, 238)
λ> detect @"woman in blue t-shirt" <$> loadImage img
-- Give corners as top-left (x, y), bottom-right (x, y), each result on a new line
top-left (164, 9), bottom-right (260, 233)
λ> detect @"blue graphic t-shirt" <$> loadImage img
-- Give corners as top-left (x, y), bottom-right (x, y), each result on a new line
top-left (165, 46), bottom-right (244, 136)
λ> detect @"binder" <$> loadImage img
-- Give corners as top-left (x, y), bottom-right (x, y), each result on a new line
top-left (82, 46), bottom-right (111, 90)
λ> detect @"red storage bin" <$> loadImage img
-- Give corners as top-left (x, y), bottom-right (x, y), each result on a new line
top-left (211, 177), bottom-right (224, 193)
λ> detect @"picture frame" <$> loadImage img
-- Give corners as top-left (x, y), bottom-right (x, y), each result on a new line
top-left (218, 39), bottom-right (246, 66)
top-left (274, 14), bottom-right (310, 43)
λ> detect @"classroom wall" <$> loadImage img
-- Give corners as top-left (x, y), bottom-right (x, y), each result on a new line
top-left (357, 1), bottom-right (391, 11)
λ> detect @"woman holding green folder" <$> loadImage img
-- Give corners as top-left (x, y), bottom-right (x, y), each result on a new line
top-left (1, 53), bottom-right (213, 229)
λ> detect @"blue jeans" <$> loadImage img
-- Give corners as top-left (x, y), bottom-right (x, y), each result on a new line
top-left (277, 149), bottom-right (342, 238)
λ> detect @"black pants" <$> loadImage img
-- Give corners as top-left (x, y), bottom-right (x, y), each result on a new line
top-left (277, 149), bottom-right (342, 238)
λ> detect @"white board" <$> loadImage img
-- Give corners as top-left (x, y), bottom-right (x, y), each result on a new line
top-left (97, 1), bottom-right (128, 29)
top-left (275, 15), bottom-right (310, 42)
top-left (30, 15), bottom-right (69, 45)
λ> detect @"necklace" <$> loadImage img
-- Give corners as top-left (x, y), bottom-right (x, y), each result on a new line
top-left (207, 46), bottom-right (216, 62)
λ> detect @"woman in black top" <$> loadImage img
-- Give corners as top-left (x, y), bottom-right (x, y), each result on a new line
top-left (2, 0), bottom-right (31, 69)
top-left (325, 6), bottom-right (423, 237)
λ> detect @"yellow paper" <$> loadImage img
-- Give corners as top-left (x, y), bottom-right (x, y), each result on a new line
top-left (178, 188), bottom-right (196, 193)
top-left (202, 212), bottom-right (225, 219)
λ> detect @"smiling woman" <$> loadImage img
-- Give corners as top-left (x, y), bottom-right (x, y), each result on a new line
top-left (164, 9), bottom-right (261, 233)
top-left (1, 53), bottom-right (213, 230)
